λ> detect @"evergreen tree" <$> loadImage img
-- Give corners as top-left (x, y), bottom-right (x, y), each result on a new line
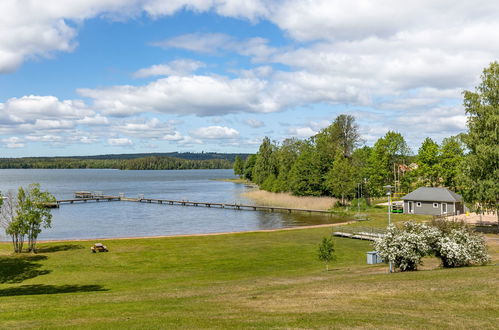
top-left (461, 62), bottom-right (499, 228)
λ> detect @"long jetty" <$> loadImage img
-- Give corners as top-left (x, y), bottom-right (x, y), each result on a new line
top-left (52, 193), bottom-right (332, 215)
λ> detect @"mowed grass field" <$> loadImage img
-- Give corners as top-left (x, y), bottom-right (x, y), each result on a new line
top-left (1, 225), bottom-right (498, 329)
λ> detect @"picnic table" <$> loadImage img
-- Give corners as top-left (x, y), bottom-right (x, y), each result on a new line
top-left (91, 243), bottom-right (108, 253)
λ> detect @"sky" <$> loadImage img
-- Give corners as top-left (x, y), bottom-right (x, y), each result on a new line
top-left (0, 0), bottom-right (498, 157)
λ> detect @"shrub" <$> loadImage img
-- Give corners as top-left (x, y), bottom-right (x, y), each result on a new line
top-left (374, 222), bottom-right (435, 271)
top-left (375, 220), bottom-right (490, 271)
top-left (434, 228), bottom-right (490, 267)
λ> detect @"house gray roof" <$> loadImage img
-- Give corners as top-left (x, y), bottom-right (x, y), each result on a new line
top-left (401, 187), bottom-right (463, 202)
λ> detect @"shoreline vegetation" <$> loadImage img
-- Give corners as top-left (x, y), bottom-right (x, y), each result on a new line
top-left (242, 189), bottom-right (338, 211)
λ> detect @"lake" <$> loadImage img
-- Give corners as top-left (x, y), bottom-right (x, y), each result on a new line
top-left (0, 169), bottom-right (343, 240)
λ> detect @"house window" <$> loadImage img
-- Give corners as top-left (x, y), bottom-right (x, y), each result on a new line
top-left (433, 203), bottom-right (439, 208)
top-left (416, 202), bottom-right (422, 207)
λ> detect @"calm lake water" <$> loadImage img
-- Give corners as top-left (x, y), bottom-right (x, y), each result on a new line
top-left (0, 169), bottom-right (343, 240)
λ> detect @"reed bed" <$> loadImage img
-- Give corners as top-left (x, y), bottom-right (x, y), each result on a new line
top-left (241, 189), bottom-right (337, 210)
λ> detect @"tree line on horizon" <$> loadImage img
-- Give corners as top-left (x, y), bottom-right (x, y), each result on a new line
top-left (234, 62), bottom-right (498, 221)
top-left (0, 156), bottom-right (233, 170)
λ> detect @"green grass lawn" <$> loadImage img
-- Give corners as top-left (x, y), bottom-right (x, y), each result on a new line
top-left (1, 226), bottom-right (498, 329)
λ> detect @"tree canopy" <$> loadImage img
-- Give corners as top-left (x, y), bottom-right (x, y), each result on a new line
top-left (461, 61), bottom-right (499, 225)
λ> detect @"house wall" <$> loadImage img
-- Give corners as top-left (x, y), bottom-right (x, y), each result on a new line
top-left (403, 201), bottom-right (464, 216)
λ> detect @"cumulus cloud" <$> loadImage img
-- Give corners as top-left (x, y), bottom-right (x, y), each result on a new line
top-left (2, 136), bottom-right (24, 148)
top-left (107, 137), bottom-right (133, 146)
top-left (133, 59), bottom-right (205, 78)
top-left (152, 33), bottom-right (232, 54)
top-left (1, 0), bottom-right (498, 150)
top-left (112, 117), bottom-right (178, 139)
top-left (191, 126), bottom-right (239, 139)
top-left (79, 75), bottom-right (277, 116)
top-left (244, 118), bottom-right (265, 128)
top-left (153, 33), bottom-right (277, 62)
top-left (0, 95), bottom-right (104, 136)
top-left (287, 127), bottom-right (317, 138)
top-left (0, 0), bottom-right (270, 73)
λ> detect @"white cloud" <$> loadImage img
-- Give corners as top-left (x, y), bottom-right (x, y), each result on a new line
top-left (112, 117), bottom-right (177, 139)
top-left (0, 0), bottom-right (269, 73)
top-left (178, 135), bottom-right (203, 145)
top-left (77, 115), bottom-right (109, 125)
top-left (244, 118), bottom-right (264, 128)
top-left (1, 0), bottom-right (498, 151)
top-left (79, 75), bottom-right (277, 116)
top-left (191, 126), bottom-right (239, 139)
top-left (287, 127), bottom-right (317, 138)
top-left (151, 33), bottom-right (232, 54)
top-left (25, 135), bottom-right (63, 142)
top-left (107, 137), bottom-right (133, 146)
top-left (133, 59), bottom-right (205, 78)
top-left (162, 131), bottom-right (183, 141)
top-left (2, 136), bottom-right (24, 148)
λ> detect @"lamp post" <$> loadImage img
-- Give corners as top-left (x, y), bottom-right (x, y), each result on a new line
top-left (383, 185), bottom-right (393, 273)
top-left (357, 182), bottom-right (361, 214)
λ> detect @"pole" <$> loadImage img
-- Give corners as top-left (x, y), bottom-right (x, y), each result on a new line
top-left (388, 191), bottom-right (391, 226)
top-left (384, 184), bottom-right (393, 273)
top-left (388, 191), bottom-right (393, 273)
top-left (357, 183), bottom-right (360, 214)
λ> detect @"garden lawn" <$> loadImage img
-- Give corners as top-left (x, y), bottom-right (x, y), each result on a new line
top-left (0, 227), bottom-right (498, 329)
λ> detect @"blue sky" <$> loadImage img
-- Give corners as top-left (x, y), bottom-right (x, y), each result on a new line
top-left (0, 1), bottom-right (497, 157)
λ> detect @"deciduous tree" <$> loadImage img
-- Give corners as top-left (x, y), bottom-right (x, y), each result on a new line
top-left (317, 237), bottom-right (335, 271)
top-left (417, 137), bottom-right (440, 187)
top-left (233, 156), bottom-right (244, 178)
top-left (461, 61), bottom-right (499, 228)
top-left (15, 184), bottom-right (55, 253)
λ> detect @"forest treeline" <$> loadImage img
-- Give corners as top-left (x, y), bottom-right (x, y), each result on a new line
top-left (0, 155), bottom-right (234, 170)
top-left (233, 61), bottom-right (497, 224)
top-left (234, 114), bottom-right (463, 202)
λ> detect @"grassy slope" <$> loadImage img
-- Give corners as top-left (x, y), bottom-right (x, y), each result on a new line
top-left (1, 226), bottom-right (498, 329)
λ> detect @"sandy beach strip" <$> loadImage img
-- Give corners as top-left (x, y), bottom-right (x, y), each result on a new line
top-left (33, 222), bottom-right (355, 243)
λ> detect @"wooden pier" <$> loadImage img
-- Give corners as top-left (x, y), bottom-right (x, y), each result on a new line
top-left (53, 194), bottom-right (333, 215)
top-left (136, 198), bottom-right (332, 214)
top-left (55, 196), bottom-right (121, 206)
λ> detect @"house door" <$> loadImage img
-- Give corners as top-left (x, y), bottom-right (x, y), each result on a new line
top-left (441, 203), bottom-right (447, 215)
top-left (408, 201), bottom-right (414, 214)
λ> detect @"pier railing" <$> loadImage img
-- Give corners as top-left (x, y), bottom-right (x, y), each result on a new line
top-left (53, 194), bottom-right (333, 215)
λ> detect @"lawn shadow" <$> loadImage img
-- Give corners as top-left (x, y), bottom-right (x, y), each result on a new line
top-left (0, 255), bottom-right (51, 284)
top-left (0, 284), bottom-right (108, 297)
top-left (36, 244), bottom-right (85, 253)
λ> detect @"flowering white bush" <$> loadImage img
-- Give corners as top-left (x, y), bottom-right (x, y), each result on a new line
top-left (374, 222), bottom-right (434, 271)
top-left (374, 220), bottom-right (490, 272)
top-left (434, 228), bottom-right (490, 267)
